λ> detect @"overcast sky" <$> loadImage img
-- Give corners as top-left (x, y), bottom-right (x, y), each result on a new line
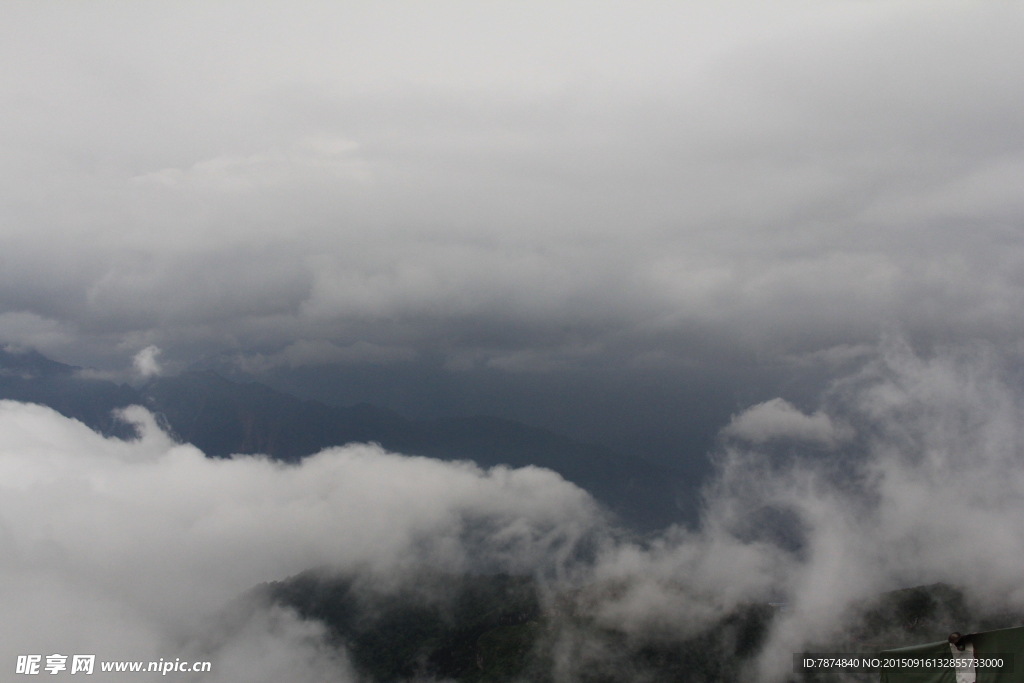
top-left (6, 6), bottom-right (1024, 678)
top-left (3, 1), bottom-right (1024, 460)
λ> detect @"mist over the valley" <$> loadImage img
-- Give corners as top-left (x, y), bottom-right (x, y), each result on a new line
top-left (3, 340), bottom-right (1024, 681)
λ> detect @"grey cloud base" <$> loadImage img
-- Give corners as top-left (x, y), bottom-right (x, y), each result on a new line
top-left (3, 3), bottom-right (1023, 482)
top-left (3, 3), bottom-right (1024, 388)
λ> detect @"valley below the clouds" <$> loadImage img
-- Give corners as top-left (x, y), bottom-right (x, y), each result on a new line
top-left (6, 344), bottom-right (1024, 682)
top-left (257, 573), bottom-right (1024, 682)
top-left (0, 347), bottom-right (688, 531)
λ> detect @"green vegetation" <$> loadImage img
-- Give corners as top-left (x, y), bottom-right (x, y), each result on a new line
top-left (259, 571), bottom-right (775, 682)
top-left (259, 573), bottom-right (1024, 682)
top-left (262, 571), bottom-right (544, 682)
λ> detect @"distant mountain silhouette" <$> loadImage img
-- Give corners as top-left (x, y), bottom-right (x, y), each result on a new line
top-left (0, 348), bottom-right (140, 438)
top-left (0, 348), bottom-right (690, 530)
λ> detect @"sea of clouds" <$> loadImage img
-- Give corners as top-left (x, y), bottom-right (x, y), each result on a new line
top-left (3, 338), bottom-right (1024, 681)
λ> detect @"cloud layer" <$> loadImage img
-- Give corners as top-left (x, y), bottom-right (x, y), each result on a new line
top-left (0, 401), bottom-right (600, 682)
top-left (5, 340), bottom-right (1024, 680)
top-left (2, 2), bottom-right (1023, 373)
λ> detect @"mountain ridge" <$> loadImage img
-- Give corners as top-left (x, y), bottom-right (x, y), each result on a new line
top-left (0, 348), bottom-right (690, 530)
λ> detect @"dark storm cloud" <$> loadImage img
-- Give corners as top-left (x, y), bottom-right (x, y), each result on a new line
top-left (2, 2), bottom-right (1023, 374)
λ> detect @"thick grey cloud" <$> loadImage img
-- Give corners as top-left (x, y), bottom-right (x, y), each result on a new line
top-left (2, 1), bottom-right (1023, 375)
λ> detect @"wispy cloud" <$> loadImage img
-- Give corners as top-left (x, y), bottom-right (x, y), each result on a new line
top-left (722, 398), bottom-right (851, 447)
top-left (132, 345), bottom-right (162, 378)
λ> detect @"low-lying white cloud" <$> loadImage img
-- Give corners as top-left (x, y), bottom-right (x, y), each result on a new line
top-left (0, 401), bottom-right (600, 682)
top-left (5, 340), bottom-right (1024, 681)
top-left (541, 340), bottom-right (1024, 678)
top-left (132, 345), bottom-right (162, 378)
top-left (722, 397), bottom-right (851, 447)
